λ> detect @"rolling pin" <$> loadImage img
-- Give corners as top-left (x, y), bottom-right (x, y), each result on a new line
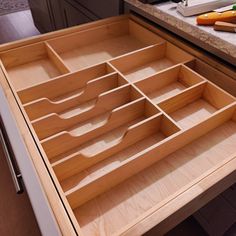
top-left (214, 21), bottom-right (236, 32)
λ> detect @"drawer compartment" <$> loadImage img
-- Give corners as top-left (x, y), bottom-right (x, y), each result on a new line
top-left (61, 114), bottom-right (180, 208)
top-left (47, 18), bottom-right (164, 71)
top-left (42, 97), bottom-right (160, 162)
top-left (23, 71), bottom-right (127, 121)
top-left (158, 82), bottom-right (235, 129)
top-left (0, 15), bottom-right (236, 236)
top-left (32, 84), bottom-right (143, 140)
top-left (110, 42), bottom-right (194, 83)
top-left (17, 62), bottom-right (115, 104)
top-left (0, 42), bottom-right (70, 90)
top-left (135, 64), bottom-right (205, 104)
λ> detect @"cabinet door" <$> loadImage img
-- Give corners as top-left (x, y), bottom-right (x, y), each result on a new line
top-left (28, 0), bottom-right (54, 32)
top-left (0, 134), bottom-right (41, 236)
top-left (62, 0), bottom-right (98, 27)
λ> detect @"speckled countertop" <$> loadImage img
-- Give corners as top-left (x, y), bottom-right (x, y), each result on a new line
top-left (125, 0), bottom-right (236, 65)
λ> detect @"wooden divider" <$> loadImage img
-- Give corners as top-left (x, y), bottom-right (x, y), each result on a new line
top-left (43, 98), bottom-right (147, 157)
top-left (47, 19), bottom-right (165, 71)
top-left (135, 64), bottom-right (205, 104)
top-left (52, 114), bottom-right (171, 182)
top-left (24, 73), bottom-right (124, 120)
top-left (110, 42), bottom-right (194, 83)
top-left (158, 82), bottom-right (235, 129)
top-left (0, 42), bottom-right (70, 91)
top-left (32, 85), bottom-right (143, 140)
top-left (65, 104), bottom-right (236, 209)
top-left (17, 62), bottom-right (115, 104)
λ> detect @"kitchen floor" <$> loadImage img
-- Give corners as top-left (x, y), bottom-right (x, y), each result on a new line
top-left (0, 9), bottom-right (209, 236)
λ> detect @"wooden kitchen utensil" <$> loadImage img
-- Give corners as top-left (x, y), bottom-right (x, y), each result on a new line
top-left (214, 21), bottom-right (236, 32)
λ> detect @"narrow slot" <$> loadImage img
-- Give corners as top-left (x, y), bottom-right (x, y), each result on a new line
top-left (135, 64), bottom-right (205, 104)
top-left (0, 42), bottom-right (68, 91)
top-left (23, 73), bottom-right (125, 120)
top-left (158, 82), bottom-right (236, 129)
top-left (60, 114), bottom-right (179, 209)
top-left (47, 19), bottom-right (164, 71)
top-left (17, 63), bottom-right (115, 104)
top-left (32, 85), bottom-right (141, 140)
top-left (42, 98), bottom-right (159, 160)
top-left (51, 114), bottom-right (166, 183)
top-left (110, 42), bottom-right (194, 83)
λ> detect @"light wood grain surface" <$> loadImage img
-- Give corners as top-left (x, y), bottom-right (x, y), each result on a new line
top-left (0, 14), bottom-right (235, 236)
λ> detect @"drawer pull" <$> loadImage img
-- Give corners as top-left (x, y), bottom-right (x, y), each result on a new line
top-left (0, 129), bottom-right (23, 194)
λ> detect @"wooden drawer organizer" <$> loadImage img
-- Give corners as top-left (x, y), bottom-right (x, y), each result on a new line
top-left (1, 16), bottom-right (236, 235)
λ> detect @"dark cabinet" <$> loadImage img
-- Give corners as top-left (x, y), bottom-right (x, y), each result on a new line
top-left (62, 0), bottom-right (98, 27)
top-left (28, 0), bottom-right (64, 32)
top-left (61, 0), bottom-right (123, 28)
top-left (72, 0), bottom-right (123, 18)
top-left (28, 0), bottom-right (123, 32)
top-left (0, 128), bottom-right (41, 236)
top-left (28, 0), bottom-right (54, 32)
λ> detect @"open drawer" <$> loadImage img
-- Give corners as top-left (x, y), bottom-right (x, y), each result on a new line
top-left (0, 14), bottom-right (236, 236)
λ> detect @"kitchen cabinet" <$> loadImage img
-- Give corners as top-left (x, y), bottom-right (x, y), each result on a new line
top-left (0, 14), bottom-right (235, 236)
top-left (0, 126), bottom-right (41, 236)
top-left (72, 0), bottom-right (123, 19)
top-left (28, 0), bottom-right (122, 32)
top-left (28, 0), bottom-right (64, 32)
top-left (61, 0), bottom-right (98, 28)
top-left (61, 0), bottom-right (123, 27)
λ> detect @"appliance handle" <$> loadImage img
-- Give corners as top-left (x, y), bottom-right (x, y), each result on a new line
top-left (0, 128), bottom-right (23, 194)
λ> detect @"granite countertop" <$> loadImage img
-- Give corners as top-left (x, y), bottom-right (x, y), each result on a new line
top-left (125, 0), bottom-right (236, 66)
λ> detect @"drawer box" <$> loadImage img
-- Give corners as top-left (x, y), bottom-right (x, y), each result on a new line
top-left (0, 15), bottom-right (236, 235)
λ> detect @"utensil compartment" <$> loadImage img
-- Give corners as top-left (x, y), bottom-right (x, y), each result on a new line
top-left (135, 64), bottom-right (205, 104)
top-left (0, 42), bottom-right (70, 91)
top-left (110, 42), bottom-right (194, 83)
top-left (31, 85), bottom-right (144, 140)
top-left (58, 113), bottom-right (180, 208)
top-left (47, 19), bottom-right (165, 71)
top-left (158, 82), bottom-right (235, 129)
top-left (23, 72), bottom-right (127, 121)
